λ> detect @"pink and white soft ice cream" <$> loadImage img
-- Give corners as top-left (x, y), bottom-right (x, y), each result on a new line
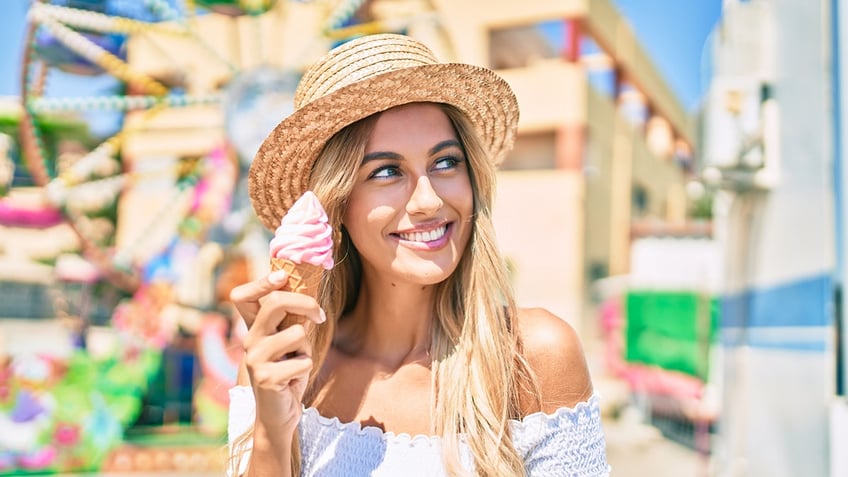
top-left (270, 191), bottom-right (334, 269)
top-left (268, 191), bottom-right (333, 298)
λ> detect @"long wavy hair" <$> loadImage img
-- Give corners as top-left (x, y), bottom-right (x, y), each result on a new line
top-left (230, 103), bottom-right (540, 476)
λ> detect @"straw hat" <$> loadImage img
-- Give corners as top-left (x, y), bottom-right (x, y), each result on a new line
top-left (247, 33), bottom-right (519, 231)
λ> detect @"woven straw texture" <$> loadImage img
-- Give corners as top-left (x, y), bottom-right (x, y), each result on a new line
top-left (248, 33), bottom-right (520, 231)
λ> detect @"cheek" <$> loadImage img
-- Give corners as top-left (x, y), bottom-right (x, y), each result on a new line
top-left (452, 181), bottom-right (474, 240)
top-left (461, 190), bottom-right (474, 218)
top-left (443, 179), bottom-right (474, 218)
top-left (342, 197), bottom-right (396, 245)
top-left (342, 207), bottom-right (367, 245)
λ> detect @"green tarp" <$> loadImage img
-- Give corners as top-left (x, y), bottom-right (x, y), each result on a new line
top-left (625, 290), bottom-right (718, 380)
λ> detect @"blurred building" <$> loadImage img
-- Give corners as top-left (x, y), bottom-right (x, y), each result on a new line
top-left (123, 0), bottom-right (697, 332)
top-left (702, 0), bottom-right (835, 475)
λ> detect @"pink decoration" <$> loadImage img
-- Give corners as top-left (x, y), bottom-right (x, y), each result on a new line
top-left (0, 198), bottom-right (63, 228)
top-left (17, 445), bottom-right (57, 469)
top-left (54, 423), bottom-right (80, 446)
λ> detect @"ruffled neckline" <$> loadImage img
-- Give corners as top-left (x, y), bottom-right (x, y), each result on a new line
top-left (301, 394), bottom-right (601, 446)
top-left (302, 407), bottom-right (443, 446)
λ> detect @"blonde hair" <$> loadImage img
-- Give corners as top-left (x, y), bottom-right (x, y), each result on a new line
top-left (230, 103), bottom-right (539, 476)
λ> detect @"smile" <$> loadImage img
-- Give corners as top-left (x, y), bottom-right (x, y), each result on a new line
top-left (397, 224), bottom-right (448, 243)
top-left (392, 223), bottom-right (453, 250)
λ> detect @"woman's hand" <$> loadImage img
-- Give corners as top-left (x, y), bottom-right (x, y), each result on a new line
top-left (230, 270), bottom-right (326, 442)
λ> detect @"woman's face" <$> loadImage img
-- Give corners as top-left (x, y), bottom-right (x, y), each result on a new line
top-left (343, 103), bottom-right (473, 286)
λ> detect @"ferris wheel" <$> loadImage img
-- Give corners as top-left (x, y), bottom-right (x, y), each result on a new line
top-left (2, 1), bottom-right (455, 473)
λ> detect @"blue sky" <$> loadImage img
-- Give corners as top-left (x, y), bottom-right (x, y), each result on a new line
top-left (0, 0), bottom-right (29, 97)
top-left (0, 0), bottom-right (721, 112)
top-left (614, 0), bottom-right (721, 110)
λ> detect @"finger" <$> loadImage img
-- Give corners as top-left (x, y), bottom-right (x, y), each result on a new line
top-left (249, 355), bottom-right (313, 392)
top-left (229, 271), bottom-right (290, 327)
top-left (237, 358), bottom-right (250, 386)
top-left (231, 270), bottom-right (289, 304)
top-left (245, 324), bottom-right (311, 364)
top-left (251, 291), bottom-right (325, 335)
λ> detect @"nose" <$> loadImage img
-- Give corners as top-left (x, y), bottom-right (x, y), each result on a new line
top-left (406, 176), bottom-right (444, 216)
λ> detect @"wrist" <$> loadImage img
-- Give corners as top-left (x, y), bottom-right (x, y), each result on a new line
top-left (257, 403), bottom-right (301, 431)
top-left (253, 418), bottom-right (295, 450)
top-left (246, 423), bottom-right (294, 476)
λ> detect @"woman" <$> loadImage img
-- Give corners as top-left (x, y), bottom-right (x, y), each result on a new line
top-left (228, 34), bottom-right (609, 476)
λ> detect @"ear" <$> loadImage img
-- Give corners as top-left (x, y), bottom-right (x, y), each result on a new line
top-left (335, 225), bottom-right (359, 262)
top-left (337, 224), bottom-right (349, 246)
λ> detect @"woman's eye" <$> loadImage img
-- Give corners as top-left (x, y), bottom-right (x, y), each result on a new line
top-left (368, 165), bottom-right (400, 179)
top-left (434, 155), bottom-right (462, 171)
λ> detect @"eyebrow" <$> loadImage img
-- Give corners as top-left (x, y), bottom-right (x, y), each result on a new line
top-left (361, 139), bottom-right (463, 164)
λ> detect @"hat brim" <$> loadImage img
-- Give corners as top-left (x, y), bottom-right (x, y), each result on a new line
top-left (248, 62), bottom-right (519, 231)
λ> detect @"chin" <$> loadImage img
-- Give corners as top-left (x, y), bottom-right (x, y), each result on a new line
top-left (396, 264), bottom-right (456, 286)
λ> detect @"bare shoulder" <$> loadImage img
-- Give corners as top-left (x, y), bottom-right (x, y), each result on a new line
top-left (516, 307), bottom-right (594, 413)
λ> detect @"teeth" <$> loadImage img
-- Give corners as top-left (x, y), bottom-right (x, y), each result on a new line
top-left (399, 225), bottom-right (447, 242)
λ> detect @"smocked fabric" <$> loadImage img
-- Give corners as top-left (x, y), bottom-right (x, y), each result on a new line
top-left (228, 386), bottom-right (611, 476)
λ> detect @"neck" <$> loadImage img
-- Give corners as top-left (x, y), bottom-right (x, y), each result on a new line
top-left (339, 271), bottom-right (437, 369)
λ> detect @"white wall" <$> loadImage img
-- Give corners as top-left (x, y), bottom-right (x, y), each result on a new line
top-left (706, 1), bottom-right (835, 476)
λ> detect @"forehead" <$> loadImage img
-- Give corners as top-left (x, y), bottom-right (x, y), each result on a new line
top-left (365, 103), bottom-right (458, 152)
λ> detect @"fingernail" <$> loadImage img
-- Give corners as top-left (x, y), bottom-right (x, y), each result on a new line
top-left (269, 270), bottom-right (288, 285)
top-left (318, 308), bottom-right (327, 324)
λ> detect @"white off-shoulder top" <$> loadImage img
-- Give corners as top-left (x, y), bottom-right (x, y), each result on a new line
top-left (228, 386), bottom-right (610, 476)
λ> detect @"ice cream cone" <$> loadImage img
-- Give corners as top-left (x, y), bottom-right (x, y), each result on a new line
top-left (270, 257), bottom-right (323, 330)
top-left (267, 191), bottom-right (333, 329)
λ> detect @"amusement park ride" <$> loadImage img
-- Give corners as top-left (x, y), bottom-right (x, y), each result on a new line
top-left (0, 0), bottom-right (450, 473)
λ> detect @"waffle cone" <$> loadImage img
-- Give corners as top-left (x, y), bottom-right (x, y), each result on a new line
top-left (269, 257), bottom-right (323, 298)
top-left (270, 257), bottom-right (323, 330)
